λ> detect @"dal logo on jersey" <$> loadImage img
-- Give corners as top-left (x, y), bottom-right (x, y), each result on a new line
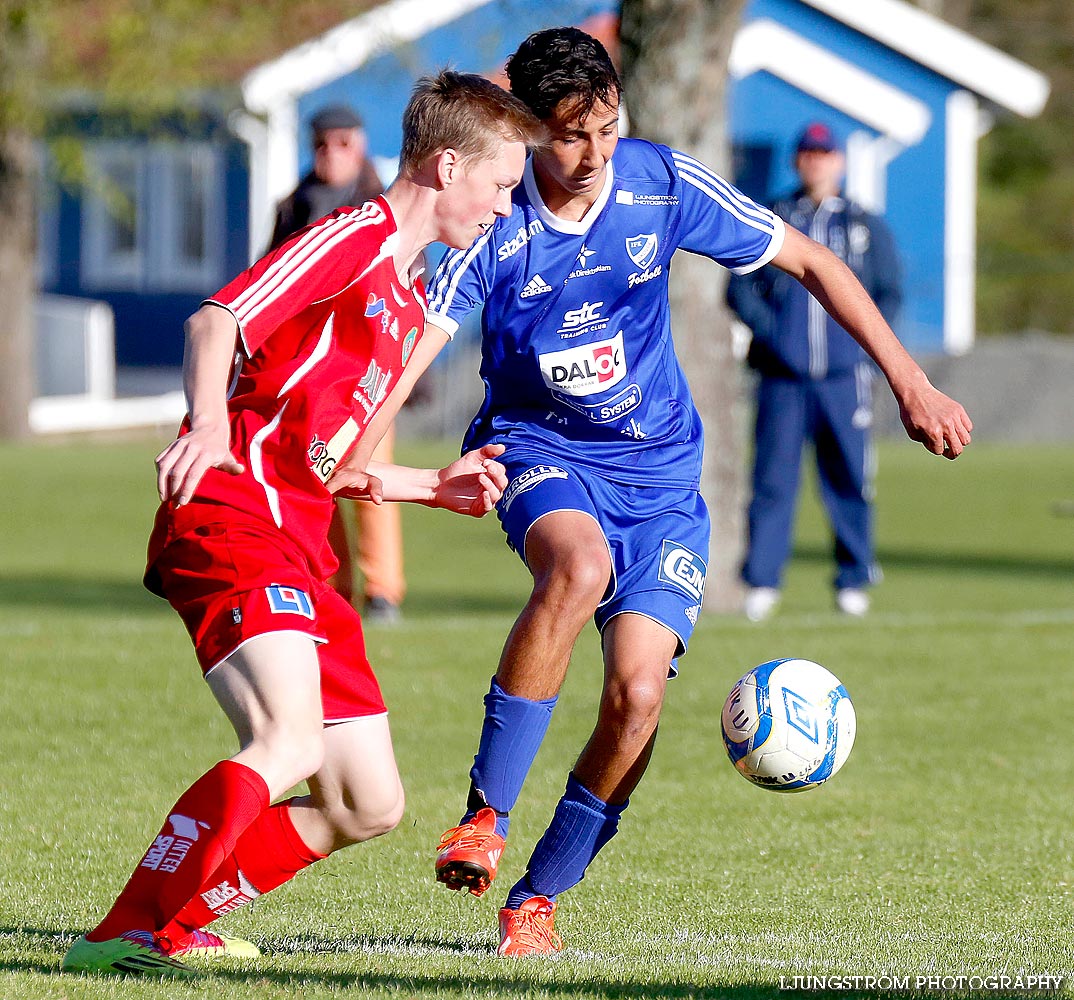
top-left (266, 584), bottom-right (315, 619)
top-left (658, 540), bottom-right (707, 602)
top-left (539, 331), bottom-right (626, 397)
top-left (626, 233), bottom-right (663, 288)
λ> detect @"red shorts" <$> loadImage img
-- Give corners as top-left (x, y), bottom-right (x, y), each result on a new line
top-left (148, 516), bottom-right (385, 723)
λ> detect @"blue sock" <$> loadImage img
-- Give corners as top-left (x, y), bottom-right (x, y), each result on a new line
top-left (504, 773), bottom-right (628, 909)
top-left (464, 678), bottom-right (557, 839)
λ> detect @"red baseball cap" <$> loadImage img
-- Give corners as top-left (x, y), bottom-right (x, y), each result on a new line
top-left (796, 122), bottom-right (841, 153)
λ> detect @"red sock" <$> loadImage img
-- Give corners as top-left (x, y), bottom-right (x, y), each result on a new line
top-left (88, 760), bottom-right (269, 941)
top-left (159, 798), bottom-right (326, 942)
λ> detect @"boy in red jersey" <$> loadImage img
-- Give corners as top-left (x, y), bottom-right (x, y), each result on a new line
top-left (62, 71), bottom-right (545, 978)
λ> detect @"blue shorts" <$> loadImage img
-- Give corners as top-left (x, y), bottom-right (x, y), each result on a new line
top-left (497, 451), bottom-right (710, 662)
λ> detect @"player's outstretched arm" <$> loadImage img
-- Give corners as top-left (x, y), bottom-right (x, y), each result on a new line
top-left (327, 326), bottom-right (451, 495)
top-left (155, 305), bottom-right (245, 505)
top-left (336, 444), bottom-right (508, 518)
top-left (771, 227), bottom-right (973, 459)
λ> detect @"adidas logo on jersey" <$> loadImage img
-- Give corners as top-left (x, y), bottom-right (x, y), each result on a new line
top-left (520, 274), bottom-right (552, 298)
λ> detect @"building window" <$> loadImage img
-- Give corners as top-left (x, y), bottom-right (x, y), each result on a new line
top-left (81, 140), bottom-right (224, 292)
top-left (81, 143), bottom-right (143, 289)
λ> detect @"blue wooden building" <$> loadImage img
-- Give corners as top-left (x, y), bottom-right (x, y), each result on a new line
top-left (729, 0), bottom-right (1049, 354)
top-left (37, 0), bottom-right (1047, 371)
top-left (239, 0), bottom-right (1048, 356)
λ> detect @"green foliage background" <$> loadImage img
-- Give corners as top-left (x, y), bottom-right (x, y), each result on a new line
top-left (971, 0), bottom-right (1074, 334)
top-left (11, 0), bottom-right (1074, 334)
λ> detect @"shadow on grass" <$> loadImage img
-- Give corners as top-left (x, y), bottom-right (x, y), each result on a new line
top-left (0, 573), bottom-right (162, 613)
top-left (4, 927), bottom-right (997, 1000)
top-left (795, 543), bottom-right (1074, 579)
top-left (0, 571), bottom-right (524, 618)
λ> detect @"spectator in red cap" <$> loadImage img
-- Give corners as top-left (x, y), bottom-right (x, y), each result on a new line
top-left (729, 121), bottom-right (904, 621)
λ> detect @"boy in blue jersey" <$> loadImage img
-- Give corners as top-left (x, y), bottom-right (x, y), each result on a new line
top-left (329, 27), bottom-right (972, 957)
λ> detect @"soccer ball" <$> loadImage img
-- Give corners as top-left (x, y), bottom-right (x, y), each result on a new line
top-left (721, 658), bottom-right (856, 792)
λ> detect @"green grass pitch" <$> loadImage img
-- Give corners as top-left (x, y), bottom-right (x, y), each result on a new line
top-left (0, 436), bottom-right (1072, 999)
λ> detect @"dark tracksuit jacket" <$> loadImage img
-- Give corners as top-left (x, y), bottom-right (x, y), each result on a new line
top-left (727, 191), bottom-right (902, 591)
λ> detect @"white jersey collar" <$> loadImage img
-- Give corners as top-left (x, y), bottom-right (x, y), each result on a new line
top-left (523, 157), bottom-right (615, 236)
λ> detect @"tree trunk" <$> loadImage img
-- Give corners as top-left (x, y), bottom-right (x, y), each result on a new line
top-left (0, 126), bottom-right (36, 440)
top-left (0, 1), bottom-right (42, 440)
top-left (619, 0), bottom-right (749, 612)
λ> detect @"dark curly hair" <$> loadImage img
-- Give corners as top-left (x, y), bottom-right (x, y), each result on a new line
top-left (505, 26), bottom-right (622, 123)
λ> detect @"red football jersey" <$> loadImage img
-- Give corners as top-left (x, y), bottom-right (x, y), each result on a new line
top-left (146, 197), bottom-right (426, 587)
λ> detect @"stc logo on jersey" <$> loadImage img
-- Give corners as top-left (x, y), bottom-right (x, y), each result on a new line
top-left (557, 300), bottom-right (608, 339)
top-left (658, 540), bottom-right (707, 603)
top-left (539, 331), bottom-right (626, 397)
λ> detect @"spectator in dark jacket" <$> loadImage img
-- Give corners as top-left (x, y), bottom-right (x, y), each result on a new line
top-left (728, 122), bottom-right (902, 621)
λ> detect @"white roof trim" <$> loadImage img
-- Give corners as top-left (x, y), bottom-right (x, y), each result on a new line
top-left (243, 0), bottom-right (495, 110)
top-left (730, 20), bottom-right (931, 146)
top-left (804, 0), bottom-right (1049, 119)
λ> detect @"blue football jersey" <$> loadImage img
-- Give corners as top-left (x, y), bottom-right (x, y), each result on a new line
top-left (427, 137), bottom-right (785, 489)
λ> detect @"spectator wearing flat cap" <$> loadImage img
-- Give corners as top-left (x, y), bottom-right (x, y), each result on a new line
top-left (728, 122), bottom-right (903, 622)
top-left (268, 105), bottom-right (407, 626)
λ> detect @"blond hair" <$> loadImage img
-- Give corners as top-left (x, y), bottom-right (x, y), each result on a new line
top-left (400, 70), bottom-right (546, 172)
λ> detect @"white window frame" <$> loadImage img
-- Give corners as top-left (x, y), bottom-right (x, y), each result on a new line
top-left (147, 142), bottom-right (225, 291)
top-left (81, 142), bottom-right (144, 290)
top-left (81, 139), bottom-right (225, 293)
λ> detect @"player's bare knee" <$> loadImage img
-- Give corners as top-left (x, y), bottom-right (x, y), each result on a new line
top-left (538, 545), bottom-right (609, 610)
top-left (601, 674), bottom-right (665, 730)
top-left (263, 726), bottom-right (326, 788)
top-left (328, 783), bottom-right (405, 845)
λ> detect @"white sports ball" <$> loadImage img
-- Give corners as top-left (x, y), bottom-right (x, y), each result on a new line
top-left (721, 658), bottom-right (856, 792)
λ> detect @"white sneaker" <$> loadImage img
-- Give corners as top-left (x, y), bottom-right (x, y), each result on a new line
top-left (835, 588), bottom-right (870, 617)
top-left (743, 587), bottom-right (780, 622)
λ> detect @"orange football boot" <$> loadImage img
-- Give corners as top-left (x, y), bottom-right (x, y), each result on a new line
top-left (497, 895), bottom-right (563, 957)
top-left (435, 807), bottom-right (505, 897)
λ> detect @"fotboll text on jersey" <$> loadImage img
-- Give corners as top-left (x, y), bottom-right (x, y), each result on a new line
top-left (627, 264), bottom-right (662, 288)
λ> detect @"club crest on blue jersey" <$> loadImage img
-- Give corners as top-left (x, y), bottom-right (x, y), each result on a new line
top-left (625, 233), bottom-right (659, 270)
top-left (658, 541), bottom-right (707, 602)
top-left (501, 465), bottom-right (568, 513)
top-left (266, 585), bottom-right (315, 619)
